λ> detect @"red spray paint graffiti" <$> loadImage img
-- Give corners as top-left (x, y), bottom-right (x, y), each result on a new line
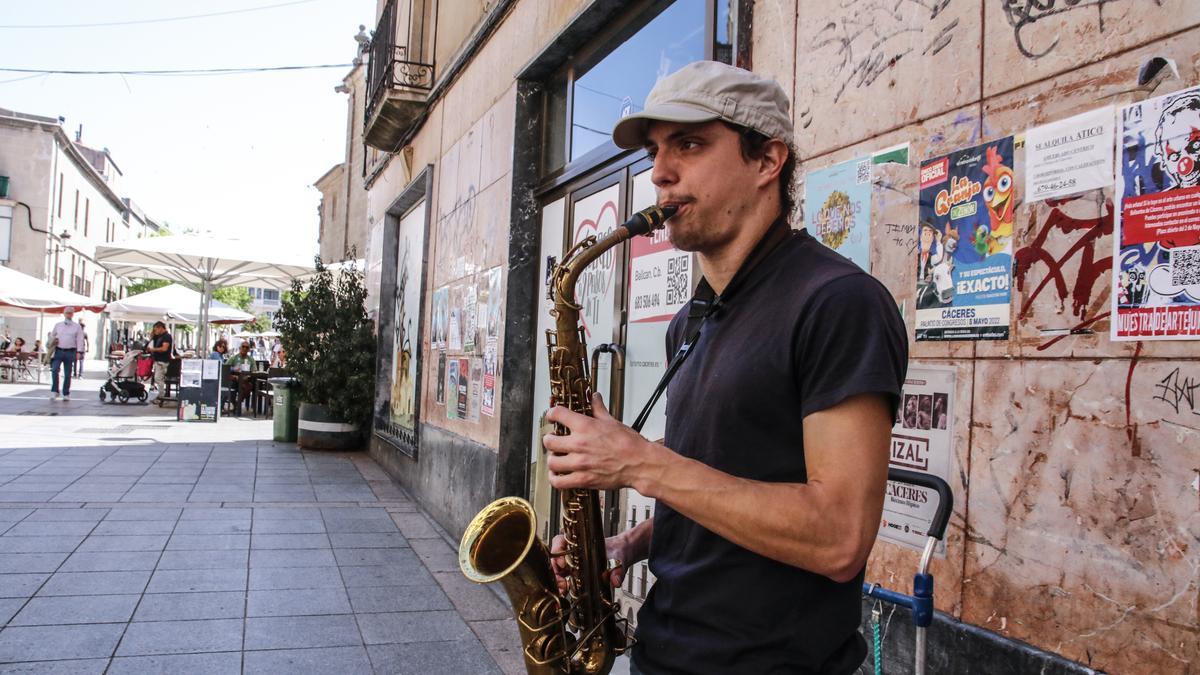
top-left (1014, 197), bottom-right (1113, 321)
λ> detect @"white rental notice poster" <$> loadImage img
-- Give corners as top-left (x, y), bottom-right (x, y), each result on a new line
top-left (879, 365), bottom-right (955, 555)
top-left (1024, 107), bottom-right (1115, 202)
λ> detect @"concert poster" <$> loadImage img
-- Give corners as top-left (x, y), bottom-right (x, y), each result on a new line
top-left (915, 136), bottom-right (1015, 341)
top-left (803, 156), bottom-right (872, 270)
top-left (456, 357), bottom-right (470, 420)
top-left (1112, 84), bottom-right (1200, 340)
top-left (445, 358), bottom-right (459, 420)
top-left (880, 365), bottom-right (955, 556)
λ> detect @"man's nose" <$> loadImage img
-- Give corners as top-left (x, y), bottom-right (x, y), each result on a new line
top-left (650, 151), bottom-right (677, 188)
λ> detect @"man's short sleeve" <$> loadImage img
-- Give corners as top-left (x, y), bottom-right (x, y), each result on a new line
top-left (793, 273), bottom-right (908, 418)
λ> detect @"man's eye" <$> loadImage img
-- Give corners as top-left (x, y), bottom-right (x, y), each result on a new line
top-left (681, 140), bottom-right (699, 150)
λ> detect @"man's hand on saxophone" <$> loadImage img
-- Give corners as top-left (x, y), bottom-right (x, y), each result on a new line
top-left (543, 392), bottom-right (669, 495)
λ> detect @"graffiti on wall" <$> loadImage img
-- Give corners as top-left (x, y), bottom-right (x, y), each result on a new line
top-left (798, 0), bottom-right (961, 128)
top-left (1000, 0), bottom-right (1164, 60)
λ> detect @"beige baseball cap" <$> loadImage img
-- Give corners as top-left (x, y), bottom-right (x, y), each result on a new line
top-left (612, 60), bottom-right (794, 150)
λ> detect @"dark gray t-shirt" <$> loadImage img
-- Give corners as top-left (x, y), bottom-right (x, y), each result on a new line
top-left (632, 227), bottom-right (908, 675)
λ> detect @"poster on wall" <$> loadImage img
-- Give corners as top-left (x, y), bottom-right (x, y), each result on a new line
top-left (447, 285), bottom-right (463, 352)
top-left (1025, 107), bottom-right (1115, 202)
top-left (803, 156), bottom-right (872, 270)
top-left (463, 284), bottom-right (478, 354)
top-left (435, 351), bottom-right (446, 404)
top-left (486, 267), bottom-right (502, 340)
top-left (482, 339), bottom-right (497, 417)
top-left (446, 358), bottom-right (459, 420)
top-left (1112, 85), bottom-right (1200, 340)
top-left (916, 136), bottom-right (1015, 341)
top-left (431, 286), bottom-right (448, 350)
top-left (468, 357), bottom-right (483, 422)
top-left (375, 201), bottom-right (426, 452)
top-left (456, 357), bottom-right (470, 419)
top-left (879, 365), bottom-right (955, 556)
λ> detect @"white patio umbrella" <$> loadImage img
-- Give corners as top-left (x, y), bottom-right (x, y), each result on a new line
top-left (0, 265), bottom-right (107, 344)
top-left (105, 284), bottom-right (254, 325)
top-left (95, 236), bottom-right (313, 352)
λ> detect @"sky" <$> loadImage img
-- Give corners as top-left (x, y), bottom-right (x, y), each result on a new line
top-left (0, 0), bottom-right (377, 258)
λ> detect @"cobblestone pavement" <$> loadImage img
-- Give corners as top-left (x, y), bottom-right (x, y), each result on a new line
top-left (0, 368), bottom-right (525, 674)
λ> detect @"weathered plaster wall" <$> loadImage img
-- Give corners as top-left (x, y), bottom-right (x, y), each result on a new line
top-left (751, 0), bottom-right (1200, 671)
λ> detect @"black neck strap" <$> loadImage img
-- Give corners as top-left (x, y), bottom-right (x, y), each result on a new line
top-left (630, 217), bottom-right (793, 433)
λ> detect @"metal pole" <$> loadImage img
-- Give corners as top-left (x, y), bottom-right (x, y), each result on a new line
top-left (199, 280), bottom-right (211, 354)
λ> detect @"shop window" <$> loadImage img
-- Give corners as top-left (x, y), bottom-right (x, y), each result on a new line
top-left (543, 0), bottom-right (733, 173)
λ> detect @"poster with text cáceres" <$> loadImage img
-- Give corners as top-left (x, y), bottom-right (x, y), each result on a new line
top-left (916, 136), bottom-right (1015, 341)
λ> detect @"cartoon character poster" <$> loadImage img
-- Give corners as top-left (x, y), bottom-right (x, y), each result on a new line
top-left (915, 137), bottom-right (1015, 341)
top-left (1112, 85), bottom-right (1200, 340)
top-left (803, 156), bottom-right (872, 270)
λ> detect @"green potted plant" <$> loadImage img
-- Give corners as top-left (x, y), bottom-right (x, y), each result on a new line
top-left (275, 257), bottom-right (376, 449)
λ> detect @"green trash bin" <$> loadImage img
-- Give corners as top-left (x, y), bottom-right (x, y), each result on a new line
top-left (269, 377), bottom-right (299, 443)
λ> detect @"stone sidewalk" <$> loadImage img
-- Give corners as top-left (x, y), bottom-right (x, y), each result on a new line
top-left (0, 372), bottom-right (525, 674)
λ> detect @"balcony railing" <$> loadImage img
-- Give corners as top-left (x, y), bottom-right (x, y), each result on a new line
top-left (364, 0), bottom-right (434, 150)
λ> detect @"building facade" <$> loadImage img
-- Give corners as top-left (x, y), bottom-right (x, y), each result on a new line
top-left (343, 1), bottom-right (1200, 672)
top-left (0, 108), bottom-right (155, 355)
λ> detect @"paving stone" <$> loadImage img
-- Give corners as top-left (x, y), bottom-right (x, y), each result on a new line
top-left (389, 512), bottom-right (442, 539)
top-left (146, 567), bottom-right (247, 593)
top-left (433, 571), bottom-right (513, 621)
top-left (345, 584), bottom-right (453, 613)
top-left (248, 566), bottom-right (344, 591)
top-left (247, 548), bottom-right (336, 568)
top-left (104, 508), bottom-right (181, 521)
top-left (249, 519), bottom-right (325, 534)
top-left (340, 564), bottom-right (434, 588)
top-left (107, 651), bottom-right (241, 675)
top-left (465, 618), bottom-right (521, 653)
top-left (115, 618), bottom-right (243, 656)
top-left (37, 571), bottom-right (150, 597)
top-left (76, 535), bottom-right (168, 552)
top-left (0, 623), bottom-right (125, 661)
top-left (133, 591), bottom-right (245, 622)
top-left (0, 535), bottom-right (87, 553)
top-left (408, 538), bottom-right (460, 572)
top-left (366, 640), bottom-right (502, 675)
top-left (170, 520), bottom-right (250, 535)
top-left (251, 507), bottom-right (324, 520)
top-left (0, 598), bottom-right (22, 624)
top-left (327, 532), bottom-right (407, 549)
top-left (155, 549), bottom-right (248, 570)
top-left (0, 552), bottom-right (70, 573)
top-left (0, 573), bottom-right (48, 597)
top-left (243, 614), bottom-right (362, 650)
top-left (60, 551), bottom-right (160, 573)
top-left (357, 610), bottom-right (474, 645)
top-left (250, 533), bottom-right (330, 549)
top-left (243, 645), bottom-right (372, 675)
top-left (0, 657), bottom-right (110, 674)
top-left (91, 520), bottom-right (175, 536)
top-left (5, 521), bottom-right (96, 537)
top-left (332, 547), bottom-right (419, 567)
top-left (179, 507), bottom-right (251, 521)
top-left (165, 534), bottom-right (249, 551)
top-left (10, 593), bottom-right (140, 626)
top-left (246, 587), bottom-right (352, 617)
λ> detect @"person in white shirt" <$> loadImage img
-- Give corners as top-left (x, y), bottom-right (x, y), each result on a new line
top-left (49, 307), bottom-right (86, 400)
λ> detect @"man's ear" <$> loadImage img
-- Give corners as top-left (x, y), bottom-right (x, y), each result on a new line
top-left (756, 139), bottom-right (789, 187)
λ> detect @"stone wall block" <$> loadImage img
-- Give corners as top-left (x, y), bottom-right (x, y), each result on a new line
top-left (751, 0), bottom-right (796, 96)
top-left (961, 358), bottom-right (1199, 673)
top-left (982, 0), bottom-right (1200, 97)
top-left (793, 0), bottom-right (981, 159)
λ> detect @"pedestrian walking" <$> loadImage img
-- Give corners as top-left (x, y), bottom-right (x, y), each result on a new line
top-left (145, 321), bottom-right (174, 403)
top-left (48, 307), bottom-right (87, 401)
top-left (74, 321), bottom-right (90, 377)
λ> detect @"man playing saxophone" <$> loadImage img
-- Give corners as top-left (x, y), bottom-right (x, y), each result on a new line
top-left (544, 62), bottom-right (907, 674)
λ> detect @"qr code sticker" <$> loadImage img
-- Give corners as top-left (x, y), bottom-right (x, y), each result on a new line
top-left (666, 255), bottom-right (690, 306)
top-left (1170, 246), bottom-right (1200, 287)
top-left (856, 159), bottom-right (871, 185)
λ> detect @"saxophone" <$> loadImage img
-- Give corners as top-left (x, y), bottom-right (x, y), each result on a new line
top-left (458, 204), bottom-right (676, 675)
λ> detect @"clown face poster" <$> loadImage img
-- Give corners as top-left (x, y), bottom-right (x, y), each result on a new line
top-left (915, 137), bottom-right (1015, 341)
top-left (1112, 85), bottom-right (1200, 340)
top-left (803, 157), bottom-right (872, 270)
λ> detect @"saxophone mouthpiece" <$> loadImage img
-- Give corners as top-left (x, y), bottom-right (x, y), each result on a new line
top-left (623, 204), bottom-right (677, 237)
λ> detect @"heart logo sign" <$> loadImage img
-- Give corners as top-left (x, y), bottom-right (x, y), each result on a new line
top-left (573, 199), bottom-right (619, 339)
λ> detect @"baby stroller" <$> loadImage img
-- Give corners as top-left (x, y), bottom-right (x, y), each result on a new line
top-left (99, 352), bottom-right (149, 404)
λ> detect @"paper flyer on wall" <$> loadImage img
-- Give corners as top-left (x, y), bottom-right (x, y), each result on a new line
top-left (485, 267), bottom-right (502, 340)
top-left (468, 357), bottom-right (483, 422)
top-left (879, 365), bottom-right (955, 556)
top-left (916, 136), bottom-right (1015, 341)
top-left (431, 287), bottom-right (448, 350)
top-left (1112, 85), bottom-right (1200, 340)
top-left (1024, 107), bottom-right (1115, 202)
top-left (463, 284), bottom-right (478, 353)
top-left (456, 357), bottom-right (470, 419)
top-left (435, 351), bottom-right (446, 405)
top-left (481, 339), bottom-right (497, 417)
top-left (447, 285), bottom-right (463, 352)
top-left (446, 358), bottom-right (458, 419)
top-left (803, 156), bottom-right (872, 270)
